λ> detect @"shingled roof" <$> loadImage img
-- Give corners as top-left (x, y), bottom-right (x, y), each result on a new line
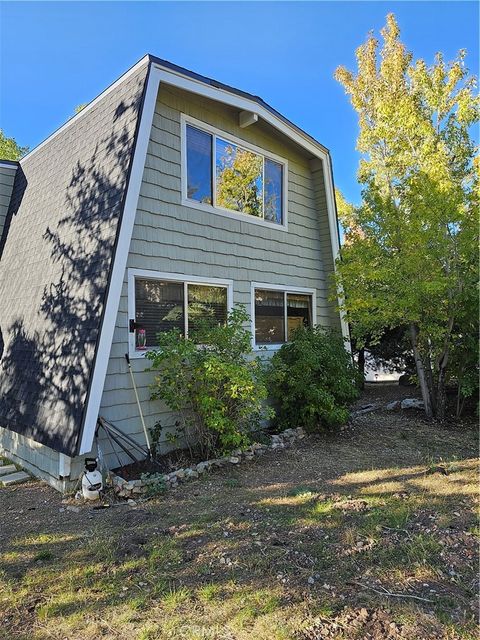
top-left (0, 60), bottom-right (149, 456)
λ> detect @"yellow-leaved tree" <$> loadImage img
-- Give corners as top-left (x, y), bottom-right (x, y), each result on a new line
top-left (334, 14), bottom-right (479, 419)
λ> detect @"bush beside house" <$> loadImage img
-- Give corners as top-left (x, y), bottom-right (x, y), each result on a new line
top-left (146, 310), bottom-right (359, 462)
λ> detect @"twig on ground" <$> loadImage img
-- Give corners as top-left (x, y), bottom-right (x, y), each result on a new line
top-left (349, 580), bottom-right (434, 603)
top-left (381, 525), bottom-right (413, 539)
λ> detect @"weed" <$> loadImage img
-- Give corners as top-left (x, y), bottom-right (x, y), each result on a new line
top-left (162, 586), bottom-right (191, 611)
top-left (33, 549), bottom-right (54, 562)
top-left (197, 583), bottom-right (221, 602)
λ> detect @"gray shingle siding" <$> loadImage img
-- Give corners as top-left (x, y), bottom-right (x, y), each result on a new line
top-left (0, 62), bottom-right (149, 456)
top-left (96, 84), bottom-right (341, 463)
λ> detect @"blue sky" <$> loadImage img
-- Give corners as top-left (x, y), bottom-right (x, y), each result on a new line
top-left (0, 1), bottom-right (478, 204)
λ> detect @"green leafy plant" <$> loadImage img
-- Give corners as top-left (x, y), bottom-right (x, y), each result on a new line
top-left (148, 420), bottom-right (163, 459)
top-left (269, 326), bottom-right (360, 432)
top-left (140, 472), bottom-right (167, 497)
top-left (146, 306), bottom-right (272, 458)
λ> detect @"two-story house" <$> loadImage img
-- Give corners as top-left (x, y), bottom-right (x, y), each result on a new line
top-left (0, 56), bottom-right (349, 490)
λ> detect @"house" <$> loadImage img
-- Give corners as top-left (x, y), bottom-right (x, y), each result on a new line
top-left (0, 55), bottom-right (349, 490)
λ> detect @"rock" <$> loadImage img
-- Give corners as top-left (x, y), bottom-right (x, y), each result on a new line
top-left (185, 468), bottom-right (199, 479)
top-left (229, 457), bottom-right (240, 464)
top-left (66, 505), bottom-right (80, 513)
top-left (401, 398), bottom-right (424, 410)
top-left (386, 400), bottom-right (401, 410)
top-left (175, 469), bottom-right (186, 479)
top-left (196, 462), bottom-right (208, 473)
top-left (127, 499), bottom-right (137, 506)
top-left (308, 576), bottom-right (315, 585)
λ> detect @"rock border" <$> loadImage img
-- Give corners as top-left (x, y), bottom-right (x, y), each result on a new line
top-left (110, 427), bottom-right (306, 500)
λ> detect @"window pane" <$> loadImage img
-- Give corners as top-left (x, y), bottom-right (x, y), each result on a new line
top-left (216, 138), bottom-right (263, 217)
top-left (135, 279), bottom-right (184, 349)
top-left (187, 284), bottom-right (228, 337)
top-left (264, 158), bottom-right (283, 224)
top-left (255, 289), bottom-right (285, 344)
top-left (186, 125), bottom-right (212, 204)
top-left (287, 293), bottom-right (312, 339)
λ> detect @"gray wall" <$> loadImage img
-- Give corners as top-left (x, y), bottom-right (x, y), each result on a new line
top-left (0, 163), bottom-right (17, 245)
top-left (97, 84), bottom-right (341, 467)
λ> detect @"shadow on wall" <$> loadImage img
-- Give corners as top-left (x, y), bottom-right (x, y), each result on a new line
top-left (0, 95), bottom-right (143, 456)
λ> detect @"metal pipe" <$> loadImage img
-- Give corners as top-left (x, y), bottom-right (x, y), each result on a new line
top-left (125, 354), bottom-right (152, 456)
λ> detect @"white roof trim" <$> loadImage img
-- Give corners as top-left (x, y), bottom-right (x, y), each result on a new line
top-left (78, 65), bottom-right (162, 455)
top-left (152, 63), bottom-right (329, 161)
top-left (20, 56), bottom-right (150, 164)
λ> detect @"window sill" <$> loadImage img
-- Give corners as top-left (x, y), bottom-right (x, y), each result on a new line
top-left (181, 198), bottom-right (288, 232)
top-left (253, 343), bottom-right (284, 352)
top-left (129, 348), bottom-right (152, 360)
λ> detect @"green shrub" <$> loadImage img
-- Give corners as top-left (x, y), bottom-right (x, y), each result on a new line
top-left (146, 306), bottom-right (272, 458)
top-left (269, 326), bottom-right (360, 432)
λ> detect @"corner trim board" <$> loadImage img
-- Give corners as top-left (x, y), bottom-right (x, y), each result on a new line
top-left (78, 64), bottom-right (162, 455)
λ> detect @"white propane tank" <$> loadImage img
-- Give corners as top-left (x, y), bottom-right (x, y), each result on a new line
top-left (82, 458), bottom-right (103, 500)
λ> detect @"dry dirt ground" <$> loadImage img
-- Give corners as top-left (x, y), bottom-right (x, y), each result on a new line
top-left (0, 385), bottom-right (478, 640)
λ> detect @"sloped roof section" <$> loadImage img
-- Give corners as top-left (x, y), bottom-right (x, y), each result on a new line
top-left (0, 60), bottom-right (149, 456)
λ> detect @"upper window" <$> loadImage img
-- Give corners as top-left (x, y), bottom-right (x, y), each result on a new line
top-left (184, 121), bottom-right (285, 226)
top-left (132, 275), bottom-right (229, 351)
top-left (254, 288), bottom-right (313, 345)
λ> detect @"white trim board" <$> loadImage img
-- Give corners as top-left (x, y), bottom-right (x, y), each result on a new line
top-left (20, 56), bottom-right (150, 164)
top-left (127, 268), bottom-right (234, 358)
top-left (78, 65), bottom-right (161, 455)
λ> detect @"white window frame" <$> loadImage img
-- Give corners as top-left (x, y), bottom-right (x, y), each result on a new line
top-left (251, 282), bottom-right (317, 351)
top-left (180, 114), bottom-right (289, 231)
top-left (128, 268), bottom-right (234, 358)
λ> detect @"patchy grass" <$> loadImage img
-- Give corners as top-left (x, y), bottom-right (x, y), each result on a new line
top-left (0, 386), bottom-right (478, 639)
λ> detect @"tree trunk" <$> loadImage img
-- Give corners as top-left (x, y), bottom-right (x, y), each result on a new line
top-left (424, 351), bottom-right (437, 414)
top-left (436, 371), bottom-right (447, 421)
top-left (357, 347), bottom-right (365, 389)
top-left (409, 323), bottom-right (434, 419)
top-left (456, 362), bottom-right (465, 418)
top-left (435, 316), bottom-right (455, 421)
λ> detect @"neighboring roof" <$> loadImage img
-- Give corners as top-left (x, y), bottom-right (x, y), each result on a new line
top-left (0, 59), bottom-right (150, 456)
top-left (147, 56), bottom-right (330, 156)
top-left (0, 160), bottom-right (19, 167)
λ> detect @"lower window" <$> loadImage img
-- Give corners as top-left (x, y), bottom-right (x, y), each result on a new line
top-left (254, 288), bottom-right (313, 345)
top-left (133, 276), bottom-right (229, 350)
